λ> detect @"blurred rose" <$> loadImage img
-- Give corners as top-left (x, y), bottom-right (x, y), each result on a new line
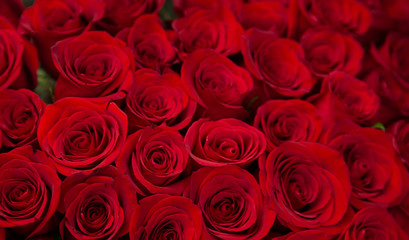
top-left (242, 29), bottom-right (314, 98)
top-left (173, 7), bottom-right (243, 58)
top-left (301, 27), bottom-right (364, 77)
top-left (181, 49), bottom-right (253, 120)
top-left (19, 0), bottom-right (104, 77)
top-left (254, 99), bottom-right (322, 150)
top-left (116, 14), bottom-right (177, 71)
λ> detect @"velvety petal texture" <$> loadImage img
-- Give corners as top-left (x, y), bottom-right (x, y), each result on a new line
top-left (59, 166), bottom-right (137, 240)
top-left (185, 118), bottom-right (266, 167)
top-left (52, 31), bottom-right (134, 100)
top-left (0, 148), bottom-right (61, 239)
top-left (116, 126), bottom-right (189, 196)
top-left (259, 142), bottom-right (351, 234)
top-left (185, 166), bottom-right (276, 239)
top-left (37, 98), bottom-right (127, 176)
top-left (129, 194), bottom-right (207, 240)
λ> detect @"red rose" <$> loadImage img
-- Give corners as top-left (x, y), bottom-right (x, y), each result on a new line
top-left (273, 230), bottom-right (329, 240)
top-left (97, 0), bottom-right (165, 35)
top-left (238, 1), bottom-right (289, 36)
top-left (185, 166), bottom-right (276, 239)
top-left (129, 194), bottom-right (207, 240)
top-left (19, 0), bottom-right (104, 77)
top-left (0, 148), bottom-right (61, 239)
top-left (172, 7), bottom-right (243, 58)
top-left (0, 89), bottom-right (45, 150)
top-left (59, 166), bottom-right (137, 240)
top-left (0, 16), bottom-right (38, 91)
top-left (37, 98), bottom-right (127, 176)
top-left (389, 191), bottom-right (409, 237)
top-left (310, 71), bottom-right (380, 127)
top-left (324, 120), bottom-right (407, 209)
top-left (254, 99), bottom-right (322, 150)
top-left (241, 29), bottom-right (314, 98)
top-left (301, 27), bottom-right (364, 77)
top-left (259, 142), bottom-right (351, 233)
top-left (124, 68), bottom-right (196, 132)
top-left (367, 32), bottom-right (409, 116)
top-left (181, 49), bottom-right (253, 120)
top-left (0, 0), bottom-right (23, 27)
top-left (339, 207), bottom-right (409, 240)
top-left (173, 0), bottom-right (243, 17)
top-left (185, 118), bottom-right (266, 168)
top-left (116, 14), bottom-right (177, 71)
top-left (381, 0), bottom-right (409, 33)
top-left (116, 126), bottom-right (189, 196)
top-left (292, 0), bottom-right (371, 36)
top-left (388, 119), bottom-right (409, 169)
top-left (52, 31), bottom-right (134, 101)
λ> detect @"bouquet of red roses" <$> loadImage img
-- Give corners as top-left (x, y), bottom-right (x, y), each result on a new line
top-left (0, 0), bottom-right (408, 239)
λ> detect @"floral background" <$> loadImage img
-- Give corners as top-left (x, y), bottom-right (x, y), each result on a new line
top-left (0, 0), bottom-right (408, 239)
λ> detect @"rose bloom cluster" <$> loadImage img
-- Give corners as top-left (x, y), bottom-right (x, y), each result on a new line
top-left (0, 0), bottom-right (409, 239)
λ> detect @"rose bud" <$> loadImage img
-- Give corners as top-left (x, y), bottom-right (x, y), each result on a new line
top-left (339, 207), bottom-right (409, 240)
top-left (301, 27), bottom-right (364, 77)
top-left (37, 98), bottom-right (127, 176)
top-left (172, 7), bottom-right (243, 58)
top-left (185, 118), bottom-right (266, 168)
top-left (0, 89), bottom-right (45, 151)
top-left (0, 147), bottom-right (61, 239)
top-left (259, 142), bottom-right (352, 234)
top-left (124, 68), bottom-right (196, 133)
top-left (19, 0), bottom-right (104, 77)
top-left (58, 166), bottom-right (137, 240)
top-left (185, 166), bottom-right (276, 239)
top-left (97, 0), bottom-right (165, 35)
top-left (241, 29), bottom-right (314, 98)
top-left (254, 99), bottom-right (322, 151)
top-left (51, 31), bottom-right (134, 101)
top-left (129, 194), bottom-right (208, 240)
top-left (324, 120), bottom-right (407, 209)
top-left (116, 14), bottom-right (177, 71)
top-left (181, 49), bottom-right (253, 120)
top-left (116, 126), bottom-right (189, 196)
top-left (0, 16), bottom-right (38, 90)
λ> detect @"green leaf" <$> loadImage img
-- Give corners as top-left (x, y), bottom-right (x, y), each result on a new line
top-left (246, 96), bottom-right (259, 112)
top-left (34, 68), bottom-right (55, 104)
top-left (371, 122), bottom-right (386, 131)
top-left (159, 0), bottom-right (178, 26)
top-left (22, 0), bottom-right (35, 8)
